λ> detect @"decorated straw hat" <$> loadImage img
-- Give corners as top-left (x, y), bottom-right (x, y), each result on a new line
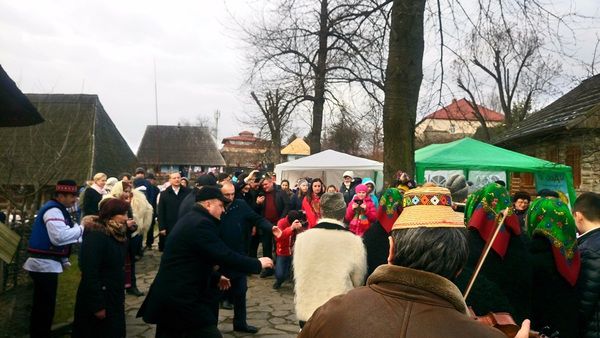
top-left (392, 186), bottom-right (465, 230)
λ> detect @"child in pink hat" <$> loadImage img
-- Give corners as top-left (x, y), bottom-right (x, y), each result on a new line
top-left (345, 184), bottom-right (377, 236)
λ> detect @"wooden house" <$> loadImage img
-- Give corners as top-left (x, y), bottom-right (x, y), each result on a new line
top-left (137, 125), bottom-right (225, 178)
top-left (495, 74), bottom-right (600, 194)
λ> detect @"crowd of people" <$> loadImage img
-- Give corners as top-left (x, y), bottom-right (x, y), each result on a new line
top-left (22, 166), bottom-right (600, 338)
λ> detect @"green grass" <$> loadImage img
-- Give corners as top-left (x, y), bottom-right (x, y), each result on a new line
top-left (53, 256), bottom-right (81, 325)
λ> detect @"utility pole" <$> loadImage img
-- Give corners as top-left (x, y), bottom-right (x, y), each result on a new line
top-left (213, 109), bottom-right (220, 140)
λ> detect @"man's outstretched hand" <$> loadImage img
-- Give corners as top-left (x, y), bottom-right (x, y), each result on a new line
top-left (259, 257), bottom-right (274, 269)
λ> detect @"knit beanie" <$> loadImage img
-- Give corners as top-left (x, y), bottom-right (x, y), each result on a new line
top-left (355, 184), bottom-right (368, 194)
top-left (445, 174), bottom-right (468, 203)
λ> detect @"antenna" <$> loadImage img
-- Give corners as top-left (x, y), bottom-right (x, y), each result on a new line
top-left (154, 59), bottom-right (160, 174)
top-left (154, 59), bottom-right (159, 125)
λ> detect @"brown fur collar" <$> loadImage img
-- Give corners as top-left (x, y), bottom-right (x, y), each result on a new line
top-left (82, 215), bottom-right (107, 233)
top-left (367, 264), bottom-right (468, 315)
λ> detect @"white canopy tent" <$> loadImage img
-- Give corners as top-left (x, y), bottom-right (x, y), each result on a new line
top-left (274, 149), bottom-right (384, 191)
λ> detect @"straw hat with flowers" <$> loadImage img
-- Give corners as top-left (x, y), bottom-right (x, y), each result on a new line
top-left (392, 186), bottom-right (465, 230)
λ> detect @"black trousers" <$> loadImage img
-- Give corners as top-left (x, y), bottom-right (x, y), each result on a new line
top-left (248, 228), bottom-right (274, 259)
top-left (127, 238), bottom-right (139, 288)
top-left (155, 324), bottom-right (222, 338)
top-left (227, 275), bottom-right (248, 328)
top-left (29, 271), bottom-right (59, 338)
top-left (146, 215), bottom-right (156, 248)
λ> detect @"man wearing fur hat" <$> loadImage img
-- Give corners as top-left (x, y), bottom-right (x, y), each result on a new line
top-left (24, 180), bottom-right (85, 338)
top-left (339, 171), bottom-right (358, 204)
top-left (293, 192), bottom-right (367, 328)
top-left (298, 187), bottom-right (531, 338)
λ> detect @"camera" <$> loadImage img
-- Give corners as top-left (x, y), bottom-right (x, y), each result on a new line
top-left (355, 199), bottom-right (364, 206)
top-left (257, 191), bottom-right (265, 198)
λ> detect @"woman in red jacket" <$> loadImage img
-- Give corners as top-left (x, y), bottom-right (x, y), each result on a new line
top-left (302, 179), bottom-right (324, 228)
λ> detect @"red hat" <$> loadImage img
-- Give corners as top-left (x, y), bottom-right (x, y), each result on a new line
top-left (55, 180), bottom-right (78, 195)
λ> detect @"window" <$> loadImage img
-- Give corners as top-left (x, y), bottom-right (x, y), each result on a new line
top-left (565, 145), bottom-right (582, 188)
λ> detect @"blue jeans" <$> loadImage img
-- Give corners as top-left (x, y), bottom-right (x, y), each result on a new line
top-left (275, 256), bottom-right (292, 283)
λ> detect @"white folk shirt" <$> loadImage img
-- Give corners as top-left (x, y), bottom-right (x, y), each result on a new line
top-left (23, 207), bottom-right (84, 273)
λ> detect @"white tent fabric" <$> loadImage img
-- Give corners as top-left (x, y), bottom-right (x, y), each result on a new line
top-left (274, 149), bottom-right (384, 191)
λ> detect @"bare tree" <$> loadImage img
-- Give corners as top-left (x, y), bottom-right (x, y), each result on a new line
top-left (249, 89), bottom-right (300, 164)
top-left (322, 107), bottom-right (362, 156)
top-left (178, 115), bottom-right (210, 127)
top-left (455, 25), bottom-right (562, 130)
top-left (242, 0), bottom-right (391, 154)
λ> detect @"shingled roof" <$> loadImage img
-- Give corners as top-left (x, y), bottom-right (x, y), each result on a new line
top-left (0, 94), bottom-right (137, 185)
top-left (137, 125), bottom-right (225, 166)
top-left (495, 74), bottom-right (600, 145)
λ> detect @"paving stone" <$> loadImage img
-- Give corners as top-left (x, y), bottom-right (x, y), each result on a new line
top-left (269, 317), bottom-right (287, 325)
top-left (125, 244), bottom-right (300, 337)
top-left (271, 310), bottom-right (290, 317)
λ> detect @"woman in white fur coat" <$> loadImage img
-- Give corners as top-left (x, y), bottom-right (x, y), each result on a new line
top-left (293, 192), bottom-right (367, 328)
top-left (102, 181), bottom-right (153, 296)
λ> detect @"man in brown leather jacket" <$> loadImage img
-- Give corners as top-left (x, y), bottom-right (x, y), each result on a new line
top-left (298, 186), bottom-right (531, 338)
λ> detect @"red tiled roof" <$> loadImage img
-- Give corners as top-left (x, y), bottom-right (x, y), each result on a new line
top-left (423, 98), bottom-right (505, 122)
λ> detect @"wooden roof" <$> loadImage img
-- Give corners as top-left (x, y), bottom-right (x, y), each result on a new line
top-left (495, 74), bottom-right (600, 145)
top-left (137, 125), bottom-right (226, 166)
top-left (0, 94), bottom-right (137, 185)
top-left (281, 137), bottom-right (310, 155)
top-left (0, 65), bottom-right (44, 127)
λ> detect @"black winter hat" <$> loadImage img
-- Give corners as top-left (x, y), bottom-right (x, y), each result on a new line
top-left (195, 186), bottom-right (228, 203)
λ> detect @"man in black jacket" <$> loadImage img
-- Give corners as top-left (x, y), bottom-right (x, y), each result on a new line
top-left (574, 192), bottom-right (600, 338)
top-left (178, 173), bottom-right (218, 218)
top-left (219, 182), bottom-right (276, 333)
top-left (252, 174), bottom-right (289, 277)
top-left (157, 172), bottom-right (190, 252)
top-left (138, 186), bottom-right (273, 338)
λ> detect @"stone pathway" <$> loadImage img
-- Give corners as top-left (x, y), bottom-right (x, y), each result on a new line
top-left (125, 248), bottom-right (298, 338)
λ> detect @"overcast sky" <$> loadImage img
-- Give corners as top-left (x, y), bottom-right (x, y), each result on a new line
top-left (1, 0), bottom-right (599, 153)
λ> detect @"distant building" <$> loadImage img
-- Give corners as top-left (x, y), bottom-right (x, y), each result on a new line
top-left (280, 138), bottom-right (310, 162)
top-left (137, 125), bottom-right (225, 178)
top-left (495, 74), bottom-right (600, 194)
top-left (220, 131), bottom-right (270, 170)
top-left (0, 94), bottom-right (137, 206)
top-left (415, 98), bottom-right (505, 148)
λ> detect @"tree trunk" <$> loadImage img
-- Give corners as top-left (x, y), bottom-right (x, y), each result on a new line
top-left (309, 0), bottom-right (329, 154)
top-left (382, 0), bottom-right (426, 183)
top-left (272, 134), bottom-right (282, 164)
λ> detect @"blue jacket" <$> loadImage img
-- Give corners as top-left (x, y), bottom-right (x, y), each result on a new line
top-left (28, 199), bottom-right (74, 258)
top-left (219, 199), bottom-right (273, 278)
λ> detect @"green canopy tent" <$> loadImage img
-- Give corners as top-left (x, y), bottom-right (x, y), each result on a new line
top-left (415, 137), bottom-right (576, 204)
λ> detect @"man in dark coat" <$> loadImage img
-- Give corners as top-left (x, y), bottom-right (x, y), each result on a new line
top-left (219, 182), bottom-right (275, 333)
top-left (157, 172), bottom-right (190, 252)
top-left (138, 186), bottom-right (273, 338)
top-left (574, 192), bottom-right (600, 338)
top-left (253, 174), bottom-right (289, 277)
top-left (177, 173), bottom-right (217, 218)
